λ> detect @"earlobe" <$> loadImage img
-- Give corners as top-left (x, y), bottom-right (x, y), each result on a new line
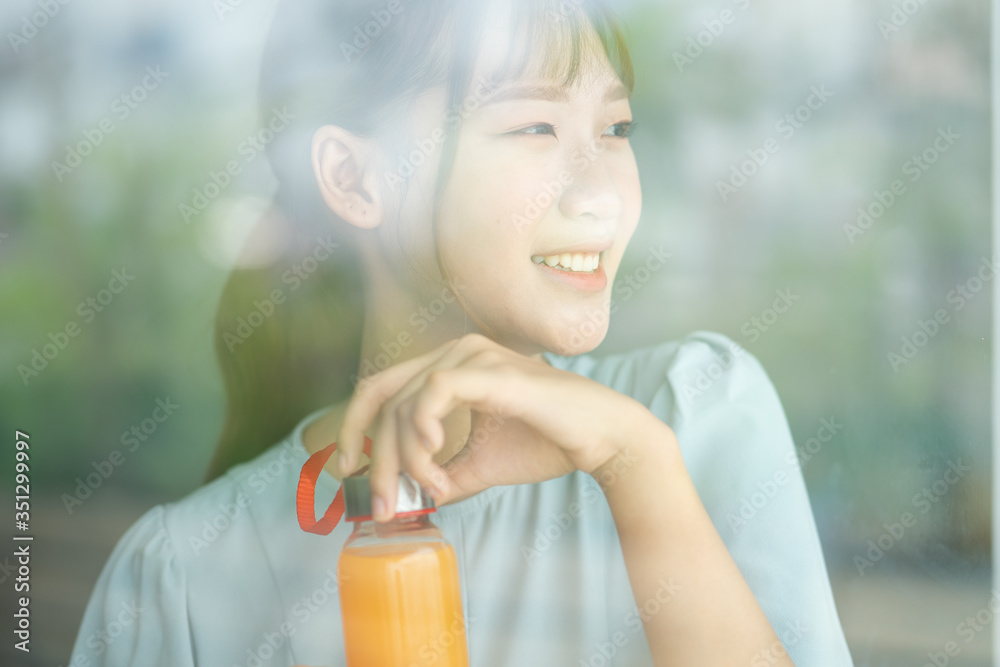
top-left (312, 125), bottom-right (384, 230)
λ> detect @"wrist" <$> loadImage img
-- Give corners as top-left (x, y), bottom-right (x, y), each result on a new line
top-left (589, 405), bottom-right (682, 493)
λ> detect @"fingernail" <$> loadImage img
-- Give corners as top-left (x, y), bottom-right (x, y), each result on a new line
top-left (420, 433), bottom-right (435, 452)
top-left (372, 495), bottom-right (387, 520)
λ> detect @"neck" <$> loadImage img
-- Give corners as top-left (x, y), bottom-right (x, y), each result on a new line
top-left (358, 256), bottom-right (480, 466)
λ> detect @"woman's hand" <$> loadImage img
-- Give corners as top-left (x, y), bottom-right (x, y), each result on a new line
top-left (335, 333), bottom-right (669, 520)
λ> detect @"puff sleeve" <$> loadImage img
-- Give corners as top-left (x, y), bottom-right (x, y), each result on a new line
top-left (70, 505), bottom-right (195, 667)
top-left (657, 332), bottom-right (853, 666)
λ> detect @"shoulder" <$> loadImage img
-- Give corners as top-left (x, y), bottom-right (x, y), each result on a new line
top-left (158, 437), bottom-right (301, 561)
top-left (545, 331), bottom-right (790, 482)
top-left (88, 435), bottom-right (301, 577)
top-left (544, 330), bottom-right (774, 417)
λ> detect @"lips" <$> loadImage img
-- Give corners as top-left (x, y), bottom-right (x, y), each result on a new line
top-left (532, 252), bottom-right (608, 293)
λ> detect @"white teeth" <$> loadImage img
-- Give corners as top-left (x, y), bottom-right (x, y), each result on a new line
top-left (531, 251), bottom-right (602, 273)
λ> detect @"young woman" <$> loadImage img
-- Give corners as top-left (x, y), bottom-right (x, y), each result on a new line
top-left (71, 1), bottom-right (854, 665)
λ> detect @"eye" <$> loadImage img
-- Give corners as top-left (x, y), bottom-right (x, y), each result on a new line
top-left (511, 123), bottom-right (558, 138)
top-left (604, 121), bottom-right (636, 139)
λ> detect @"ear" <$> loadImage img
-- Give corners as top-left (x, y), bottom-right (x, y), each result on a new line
top-left (311, 125), bottom-right (384, 230)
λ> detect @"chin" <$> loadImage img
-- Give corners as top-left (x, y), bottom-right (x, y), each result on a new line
top-left (542, 316), bottom-right (609, 357)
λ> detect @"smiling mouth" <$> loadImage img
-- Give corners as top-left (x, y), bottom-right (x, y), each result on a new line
top-left (530, 251), bottom-right (603, 274)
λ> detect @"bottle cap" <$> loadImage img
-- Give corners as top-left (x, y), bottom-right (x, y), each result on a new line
top-left (343, 472), bottom-right (435, 520)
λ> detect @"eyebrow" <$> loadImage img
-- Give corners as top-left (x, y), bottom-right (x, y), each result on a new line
top-left (479, 81), bottom-right (630, 107)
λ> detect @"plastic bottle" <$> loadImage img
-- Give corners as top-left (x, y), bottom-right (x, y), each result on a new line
top-left (338, 472), bottom-right (470, 666)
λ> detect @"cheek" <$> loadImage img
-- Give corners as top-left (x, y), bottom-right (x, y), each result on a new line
top-left (439, 157), bottom-right (545, 251)
top-left (450, 135), bottom-right (563, 230)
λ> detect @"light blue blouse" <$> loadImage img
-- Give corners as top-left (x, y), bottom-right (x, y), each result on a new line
top-left (70, 332), bottom-right (854, 666)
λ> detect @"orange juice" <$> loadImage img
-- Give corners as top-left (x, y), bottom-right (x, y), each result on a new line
top-left (338, 536), bottom-right (469, 666)
top-left (336, 472), bottom-right (469, 667)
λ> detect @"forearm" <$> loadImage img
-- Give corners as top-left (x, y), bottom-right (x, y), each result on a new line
top-left (594, 412), bottom-right (796, 667)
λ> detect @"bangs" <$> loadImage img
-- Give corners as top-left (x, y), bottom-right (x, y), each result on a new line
top-left (500, 0), bottom-right (634, 94)
top-left (444, 0), bottom-right (634, 104)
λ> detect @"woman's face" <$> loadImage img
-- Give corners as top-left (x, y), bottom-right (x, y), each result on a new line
top-left (386, 22), bottom-right (642, 357)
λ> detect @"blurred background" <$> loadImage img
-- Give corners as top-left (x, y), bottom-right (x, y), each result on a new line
top-left (0, 0), bottom-right (991, 665)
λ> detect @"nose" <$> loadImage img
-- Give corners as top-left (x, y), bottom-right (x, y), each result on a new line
top-left (558, 147), bottom-right (624, 223)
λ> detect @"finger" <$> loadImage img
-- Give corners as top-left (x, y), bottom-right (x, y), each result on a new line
top-left (338, 339), bottom-right (460, 473)
top-left (367, 409), bottom-right (401, 522)
top-left (395, 401), bottom-right (451, 500)
top-left (411, 367), bottom-right (521, 448)
top-left (340, 335), bottom-right (491, 473)
top-left (381, 354), bottom-right (493, 466)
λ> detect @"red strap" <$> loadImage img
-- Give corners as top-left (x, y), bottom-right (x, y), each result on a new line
top-left (296, 436), bottom-right (373, 534)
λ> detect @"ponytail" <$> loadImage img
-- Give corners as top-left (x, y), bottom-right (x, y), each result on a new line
top-left (204, 202), bottom-right (365, 482)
